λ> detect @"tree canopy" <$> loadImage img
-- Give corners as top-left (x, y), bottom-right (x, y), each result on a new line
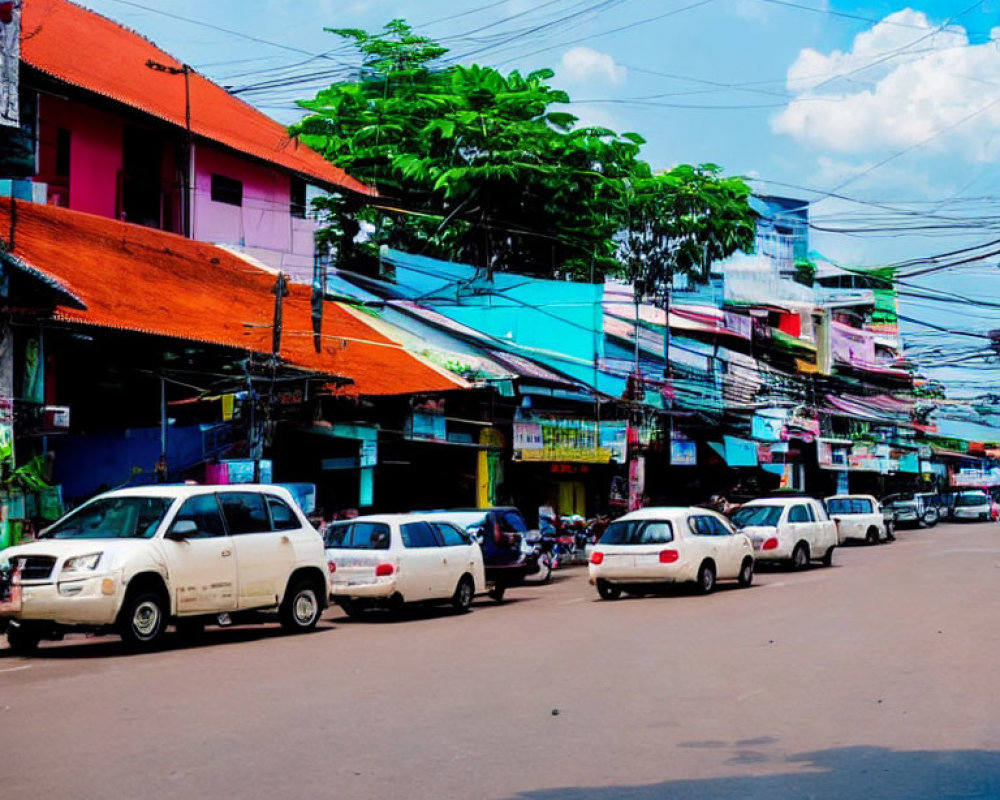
top-left (291, 20), bottom-right (756, 283)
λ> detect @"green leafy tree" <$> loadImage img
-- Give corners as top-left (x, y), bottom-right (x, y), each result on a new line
top-left (291, 20), bottom-right (753, 282)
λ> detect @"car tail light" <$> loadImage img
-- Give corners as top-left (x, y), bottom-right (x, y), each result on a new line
top-left (762, 537), bottom-right (778, 550)
top-left (659, 549), bottom-right (679, 563)
top-left (590, 552), bottom-right (604, 565)
top-left (327, 561), bottom-right (336, 574)
top-left (375, 563), bottom-right (395, 577)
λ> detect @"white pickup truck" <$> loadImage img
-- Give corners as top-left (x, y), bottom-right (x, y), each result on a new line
top-left (731, 496), bottom-right (839, 569)
top-left (825, 494), bottom-right (892, 544)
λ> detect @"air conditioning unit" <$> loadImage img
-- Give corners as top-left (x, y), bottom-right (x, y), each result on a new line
top-left (42, 406), bottom-right (70, 430)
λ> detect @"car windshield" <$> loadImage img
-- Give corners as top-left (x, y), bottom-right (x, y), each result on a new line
top-left (42, 496), bottom-right (174, 540)
top-left (599, 519), bottom-right (674, 545)
top-left (827, 498), bottom-right (874, 515)
top-left (731, 505), bottom-right (783, 528)
top-left (955, 492), bottom-right (989, 507)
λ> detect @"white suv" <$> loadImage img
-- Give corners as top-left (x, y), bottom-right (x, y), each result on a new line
top-left (0, 485), bottom-right (329, 653)
top-left (731, 496), bottom-right (839, 569)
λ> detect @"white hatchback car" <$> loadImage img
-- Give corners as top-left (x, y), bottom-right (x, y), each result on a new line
top-left (0, 485), bottom-right (329, 654)
top-left (731, 497), bottom-right (839, 569)
top-left (825, 494), bottom-right (892, 544)
top-left (325, 514), bottom-right (486, 617)
top-left (587, 507), bottom-right (754, 599)
top-left (951, 490), bottom-right (993, 522)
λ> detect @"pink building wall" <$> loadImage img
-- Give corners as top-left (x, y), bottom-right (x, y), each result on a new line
top-left (193, 146), bottom-right (317, 261)
top-left (38, 96), bottom-right (122, 217)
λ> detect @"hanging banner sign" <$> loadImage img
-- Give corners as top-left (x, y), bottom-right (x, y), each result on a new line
top-left (752, 410), bottom-right (787, 442)
top-left (831, 322), bottom-right (876, 369)
top-left (513, 419), bottom-right (611, 463)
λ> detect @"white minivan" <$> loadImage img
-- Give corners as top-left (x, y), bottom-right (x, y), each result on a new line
top-left (731, 497), bottom-right (839, 569)
top-left (0, 485), bottom-right (329, 654)
top-left (325, 514), bottom-right (486, 617)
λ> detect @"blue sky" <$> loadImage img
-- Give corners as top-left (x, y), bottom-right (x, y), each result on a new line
top-left (78, 0), bottom-right (1000, 397)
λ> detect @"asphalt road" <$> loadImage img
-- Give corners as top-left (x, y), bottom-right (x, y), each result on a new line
top-left (3, 520), bottom-right (1000, 800)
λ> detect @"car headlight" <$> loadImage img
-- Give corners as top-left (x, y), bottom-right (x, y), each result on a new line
top-left (62, 553), bottom-right (103, 574)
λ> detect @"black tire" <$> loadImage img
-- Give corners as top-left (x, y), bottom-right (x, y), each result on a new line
top-left (487, 584), bottom-right (506, 603)
top-left (919, 509), bottom-right (939, 529)
top-left (5, 621), bottom-right (40, 655)
top-left (174, 618), bottom-right (205, 640)
top-left (596, 579), bottom-right (622, 600)
top-left (791, 543), bottom-right (809, 571)
top-left (695, 562), bottom-right (716, 594)
top-left (118, 590), bottom-right (168, 648)
top-left (737, 558), bottom-right (754, 587)
top-left (866, 527), bottom-right (879, 545)
top-left (451, 576), bottom-right (475, 612)
top-left (821, 547), bottom-right (835, 567)
top-left (279, 580), bottom-right (322, 632)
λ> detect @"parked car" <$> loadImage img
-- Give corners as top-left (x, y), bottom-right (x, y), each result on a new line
top-left (882, 492), bottom-right (946, 528)
top-left (950, 490), bottom-right (993, 522)
top-left (824, 494), bottom-right (892, 544)
top-left (0, 485), bottom-right (330, 654)
top-left (419, 507), bottom-right (538, 600)
top-left (731, 496), bottom-right (838, 569)
top-left (325, 514), bottom-right (486, 617)
top-left (587, 507), bottom-right (754, 599)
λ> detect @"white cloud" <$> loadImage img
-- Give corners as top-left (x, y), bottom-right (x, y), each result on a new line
top-left (772, 10), bottom-right (1000, 161)
top-left (558, 46), bottom-right (626, 86)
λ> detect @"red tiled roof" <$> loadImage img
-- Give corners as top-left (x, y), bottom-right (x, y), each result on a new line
top-left (0, 198), bottom-right (464, 396)
top-left (21, 0), bottom-right (373, 196)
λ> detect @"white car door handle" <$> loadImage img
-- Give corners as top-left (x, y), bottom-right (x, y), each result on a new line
top-left (221, 550), bottom-right (232, 558)
top-left (281, 536), bottom-right (291, 544)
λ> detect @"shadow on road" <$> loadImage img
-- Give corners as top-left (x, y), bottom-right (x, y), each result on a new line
top-left (1, 622), bottom-right (336, 660)
top-left (506, 745), bottom-right (1000, 800)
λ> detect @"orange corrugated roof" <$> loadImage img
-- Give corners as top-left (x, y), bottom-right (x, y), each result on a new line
top-left (21, 0), bottom-right (373, 196)
top-left (0, 198), bottom-right (464, 396)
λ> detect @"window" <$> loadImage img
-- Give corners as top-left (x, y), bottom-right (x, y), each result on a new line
top-left (600, 520), bottom-right (673, 545)
top-left (172, 495), bottom-right (226, 538)
top-left (731, 505), bottom-right (783, 528)
top-left (432, 522), bottom-right (469, 547)
top-left (211, 174), bottom-right (243, 206)
top-left (43, 496), bottom-right (173, 540)
top-left (55, 128), bottom-right (71, 178)
top-left (689, 516), bottom-right (731, 536)
top-left (265, 496), bottom-right (299, 531)
top-left (290, 177), bottom-right (307, 218)
top-left (788, 505), bottom-right (810, 523)
top-left (325, 522), bottom-right (390, 549)
top-left (401, 521), bottom-right (439, 548)
top-left (827, 498), bottom-right (874, 515)
top-left (218, 492), bottom-right (270, 535)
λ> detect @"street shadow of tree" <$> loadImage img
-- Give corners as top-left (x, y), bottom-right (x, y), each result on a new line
top-left (507, 746), bottom-right (1000, 800)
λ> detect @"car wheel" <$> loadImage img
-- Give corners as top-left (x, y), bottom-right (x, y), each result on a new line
top-left (174, 618), bottom-right (205, 640)
top-left (451, 576), bottom-right (475, 612)
top-left (866, 527), bottom-right (880, 545)
top-left (821, 547), bottom-right (835, 567)
top-left (5, 621), bottom-right (40, 655)
top-left (279, 581), bottom-right (322, 632)
top-left (488, 584), bottom-right (506, 603)
top-left (791, 543), bottom-right (809, 571)
top-left (695, 562), bottom-right (716, 594)
top-left (596, 579), bottom-right (622, 600)
top-left (919, 509), bottom-right (938, 528)
top-left (737, 558), bottom-right (754, 587)
top-left (118, 591), bottom-right (167, 648)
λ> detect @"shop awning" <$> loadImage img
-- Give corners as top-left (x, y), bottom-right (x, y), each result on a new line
top-left (0, 198), bottom-right (466, 396)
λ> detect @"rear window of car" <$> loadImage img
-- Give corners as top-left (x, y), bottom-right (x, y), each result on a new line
top-left (326, 522), bottom-right (390, 549)
top-left (956, 492), bottom-right (989, 507)
top-left (599, 520), bottom-right (673, 545)
top-left (731, 505), bottom-right (783, 528)
top-left (827, 498), bottom-right (874, 515)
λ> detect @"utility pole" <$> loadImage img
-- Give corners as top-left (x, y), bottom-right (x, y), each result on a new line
top-left (145, 60), bottom-right (193, 237)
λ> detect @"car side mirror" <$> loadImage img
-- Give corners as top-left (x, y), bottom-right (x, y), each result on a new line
top-left (166, 520), bottom-right (198, 540)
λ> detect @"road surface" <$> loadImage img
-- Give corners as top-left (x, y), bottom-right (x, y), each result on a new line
top-left (3, 520), bottom-right (1000, 799)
